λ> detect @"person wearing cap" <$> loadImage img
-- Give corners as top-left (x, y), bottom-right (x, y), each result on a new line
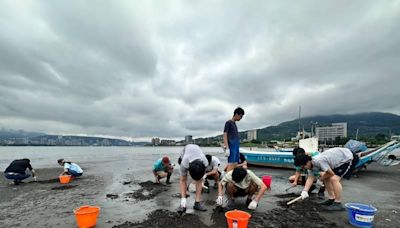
top-left (223, 107), bottom-right (245, 172)
top-left (216, 167), bottom-right (267, 210)
top-left (177, 144), bottom-right (209, 212)
top-left (57, 159), bottom-right (83, 178)
top-left (152, 156), bottom-right (173, 184)
top-left (4, 158), bottom-right (37, 185)
top-left (294, 147), bottom-right (359, 211)
top-left (203, 155), bottom-right (221, 190)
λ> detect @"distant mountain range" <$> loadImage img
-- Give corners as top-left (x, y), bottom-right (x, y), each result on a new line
top-left (256, 112), bottom-right (400, 141)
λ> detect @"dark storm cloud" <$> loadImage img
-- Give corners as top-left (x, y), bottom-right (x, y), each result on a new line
top-left (0, 0), bottom-right (399, 140)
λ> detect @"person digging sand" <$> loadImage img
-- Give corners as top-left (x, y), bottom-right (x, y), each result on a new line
top-left (294, 146), bottom-right (359, 211)
top-left (4, 158), bottom-right (37, 185)
top-left (152, 156), bottom-right (173, 184)
top-left (203, 155), bottom-right (221, 191)
top-left (216, 167), bottom-right (267, 210)
top-left (178, 144), bottom-right (209, 213)
top-left (57, 159), bottom-right (83, 178)
top-left (289, 147), bottom-right (325, 198)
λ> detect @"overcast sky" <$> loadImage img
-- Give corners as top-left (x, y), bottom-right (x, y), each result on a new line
top-left (0, 1), bottom-right (399, 141)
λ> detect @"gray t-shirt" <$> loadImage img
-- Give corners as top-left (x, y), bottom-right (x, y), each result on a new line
top-left (206, 156), bottom-right (221, 172)
top-left (310, 147), bottom-right (353, 175)
top-left (179, 144), bottom-right (208, 176)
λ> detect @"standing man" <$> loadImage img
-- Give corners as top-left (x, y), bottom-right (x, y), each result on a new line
top-left (223, 107), bottom-right (245, 172)
top-left (4, 158), bottom-right (37, 185)
top-left (294, 147), bottom-right (359, 211)
top-left (152, 156), bottom-right (173, 184)
top-left (178, 144), bottom-right (209, 212)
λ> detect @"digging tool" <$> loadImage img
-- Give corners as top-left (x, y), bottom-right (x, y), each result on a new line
top-left (287, 196), bottom-right (302, 205)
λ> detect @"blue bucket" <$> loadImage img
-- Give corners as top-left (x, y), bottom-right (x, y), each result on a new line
top-left (345, 203), bottom-right (377, 228)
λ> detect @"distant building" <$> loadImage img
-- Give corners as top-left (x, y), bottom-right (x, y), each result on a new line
top-left (316, 122), bottom-right (347, 142)
top-left (391, 135), bottom-right (400, 141)
top-left (160, 139), bottom-right (176, 146)
top-left (185, 135), bottom-right (193, 144)
top-left (247, 129), bottom-right (257, 141)
top-left (151, 137), bottom-right (160, 146)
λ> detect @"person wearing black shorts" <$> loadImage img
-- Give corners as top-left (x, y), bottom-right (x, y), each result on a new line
top-left (294, 147), bottom-right (357, 211)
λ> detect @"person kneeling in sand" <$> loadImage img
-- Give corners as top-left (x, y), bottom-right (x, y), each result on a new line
top-left (4, 158), bottom-right (37, 185)
top-left (216, 167), bottom-right (267, 210)
top-left (152, 156), bottom-right (173, 184)
top-left (294, 146), bottom-right (359, 211)
top-left (57, 159), bottom-right (83, 178)
top-left (178, 144), bottom-right (209, 212)
top-left (203, 155), bottom-right (221, 191)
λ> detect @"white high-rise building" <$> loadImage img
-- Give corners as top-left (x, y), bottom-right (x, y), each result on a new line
top-left (316, 122), bottom-right (347, 142)
top-left (247, 129), bottom-right (257, 141)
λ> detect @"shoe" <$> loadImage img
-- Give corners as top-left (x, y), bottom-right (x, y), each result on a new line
top-left (320, 199), bottom-right (334, 206)
top-left (194, 202), bottom-right (207, 211)
top-left (326, 202), bottom-right (345, 211)
top-left (166, 180), bottom-right (171, 185)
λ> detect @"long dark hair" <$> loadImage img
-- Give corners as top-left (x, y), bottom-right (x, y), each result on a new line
top-left (57, 159), bottom-right (71, 164)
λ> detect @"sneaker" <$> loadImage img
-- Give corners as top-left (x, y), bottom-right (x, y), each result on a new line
top-left (326, 202), bottom-right (345, 211)
top-left (320, 199), bottom-right (334, 206)
top-left (193, 202), bottom-right (207, 211)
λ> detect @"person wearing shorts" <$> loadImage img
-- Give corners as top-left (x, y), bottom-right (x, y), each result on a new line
top-left (223, 107), bottom-right (244, 172)
top-left (152, 156), bottom-right (173, 184)
top-left (216, 167), bottom-right (267, 210)
top-left (295, 147), bottom-right (358, 211)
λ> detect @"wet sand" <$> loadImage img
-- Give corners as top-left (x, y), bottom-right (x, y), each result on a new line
top-left (1, 163), bottom-right (399, 227)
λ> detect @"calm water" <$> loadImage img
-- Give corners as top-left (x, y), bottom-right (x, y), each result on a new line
top-left (0, 146), bottom-right (226, 171)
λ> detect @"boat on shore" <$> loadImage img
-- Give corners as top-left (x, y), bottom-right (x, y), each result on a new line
top-left (241, 140), bottom-right (400, 170)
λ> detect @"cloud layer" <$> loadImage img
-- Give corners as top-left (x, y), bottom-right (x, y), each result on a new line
top-left (0, 0), bottom-right (399, 140)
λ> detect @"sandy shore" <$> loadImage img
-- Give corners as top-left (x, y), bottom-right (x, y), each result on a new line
top-left (1, 163), bottom-right (399, 227)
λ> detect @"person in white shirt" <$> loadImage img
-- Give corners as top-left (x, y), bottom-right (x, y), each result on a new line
top-left (203, 155), bottom-right (221, 190)
top-left (57, 159), bottom-right (83, 178)
top-left (177, 144), bottom-right (209, 213)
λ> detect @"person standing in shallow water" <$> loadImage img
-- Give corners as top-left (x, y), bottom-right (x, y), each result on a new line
top-left (57, 159), bottom-right (83, 178)
top-left (223, 107), bottom-right (244, 172)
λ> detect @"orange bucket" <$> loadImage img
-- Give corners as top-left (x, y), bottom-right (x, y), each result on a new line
top-left (74, 205), bottom-right (100, 228)
top-left (59, 175), bottom-right (72, 184)
top-left (225, 210), bottom-right (251, 228)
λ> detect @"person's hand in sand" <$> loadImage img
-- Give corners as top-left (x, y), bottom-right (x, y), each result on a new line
top-left (152, 156), bottom-right (173, 184)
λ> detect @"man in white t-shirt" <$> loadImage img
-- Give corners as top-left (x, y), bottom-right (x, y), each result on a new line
top-left (203, 155), bottom-right (221, 190)
top-left (177, 144), bottom-right (209, 213)
top-left (295, 147), bottom-right (358, 211)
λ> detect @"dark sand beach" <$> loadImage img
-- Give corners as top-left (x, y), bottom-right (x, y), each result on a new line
top-left (1, 161), bottom-right (399, 227)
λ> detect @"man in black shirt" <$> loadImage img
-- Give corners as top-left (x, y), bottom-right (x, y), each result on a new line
top-left (4, 159), bottom-right (37, 185)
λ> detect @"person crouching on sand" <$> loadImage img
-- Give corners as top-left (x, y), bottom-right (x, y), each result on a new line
top-left (294, 147), bottom-right (359, 211)
top-left (153, 156), bottom-right (173, 184)
top-left (4, 158), bottom-right (37, 185)
top-left (57, 159), bottom-right (83, 178)
top-left (216, 167), bottom-right (267, 210)
top-left (178, 144), bottom-right (209, 212)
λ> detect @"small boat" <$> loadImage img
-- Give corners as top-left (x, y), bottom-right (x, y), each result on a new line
top-left (241, 140), bottom-right (400, 170)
